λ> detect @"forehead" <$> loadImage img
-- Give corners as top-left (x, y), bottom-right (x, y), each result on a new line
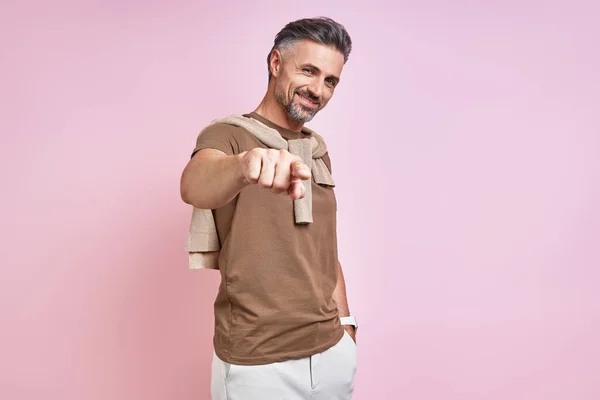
top-left (286, 40), bottom-right (345, 76)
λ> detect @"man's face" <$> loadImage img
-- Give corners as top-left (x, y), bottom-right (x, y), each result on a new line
top-left (272, 40), bottom-right (345, 123)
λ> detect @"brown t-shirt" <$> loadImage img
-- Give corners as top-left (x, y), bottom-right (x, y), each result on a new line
top-left (191, 112), bottom-right (344, 365)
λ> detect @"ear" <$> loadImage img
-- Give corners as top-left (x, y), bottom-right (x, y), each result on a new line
top-left (269, 49), bottom-right (283, 78)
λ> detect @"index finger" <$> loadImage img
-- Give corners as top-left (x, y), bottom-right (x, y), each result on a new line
top-left (291, 160), bottom-right (311, 180)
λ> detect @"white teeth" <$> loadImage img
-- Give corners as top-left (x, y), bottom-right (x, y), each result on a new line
top-left (298, 94), bottom-right (315, 104)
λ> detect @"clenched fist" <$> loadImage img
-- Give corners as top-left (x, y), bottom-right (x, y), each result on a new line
top-left (238, 148), bottom-right (311, 200)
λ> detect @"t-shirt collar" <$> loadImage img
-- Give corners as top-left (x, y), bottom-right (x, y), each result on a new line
top-left (244, 112), bottom-right (312, 141)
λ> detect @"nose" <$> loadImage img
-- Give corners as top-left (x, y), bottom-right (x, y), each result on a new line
top-left (307, 78), bottom-right (324, 99)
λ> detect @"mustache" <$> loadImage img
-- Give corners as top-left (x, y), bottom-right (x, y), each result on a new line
top-left (295, 90), bottom-right (321, 105)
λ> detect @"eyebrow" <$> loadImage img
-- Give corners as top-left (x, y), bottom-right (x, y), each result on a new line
top-left (301, 63), bottom-right (340, 84)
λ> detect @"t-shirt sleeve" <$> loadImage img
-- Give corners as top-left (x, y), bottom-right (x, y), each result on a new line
top-left (190, 123), bottom-right (246, 159)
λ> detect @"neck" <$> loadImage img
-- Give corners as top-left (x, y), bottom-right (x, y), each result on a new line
top-left (253, 90), bottom-right (304, 133)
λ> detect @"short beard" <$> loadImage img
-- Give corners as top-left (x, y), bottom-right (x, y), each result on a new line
top-left (274, 87), bottom-right (320, 123)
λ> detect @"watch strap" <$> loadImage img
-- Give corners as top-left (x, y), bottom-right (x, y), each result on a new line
top-left (340, 315), bottom-right (358, 331)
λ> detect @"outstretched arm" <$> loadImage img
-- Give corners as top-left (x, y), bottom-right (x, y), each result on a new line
top-left (180, 148), bottom-right (310, 209)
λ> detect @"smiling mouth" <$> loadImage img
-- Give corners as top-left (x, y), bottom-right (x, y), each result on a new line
top-left (296, 92), bottom-right (320, 108)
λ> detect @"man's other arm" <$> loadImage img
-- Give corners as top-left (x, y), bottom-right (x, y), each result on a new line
top-left (333, 260), bottom-right (356, 343)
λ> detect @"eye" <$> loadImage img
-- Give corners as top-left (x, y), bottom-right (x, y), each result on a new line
top-left (326, 78), bottom-right (337, 87)
top-left (303, 68), bottom-right (314, 74)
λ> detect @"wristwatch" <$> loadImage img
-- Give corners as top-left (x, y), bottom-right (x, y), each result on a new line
top-left (340, 315), bottom-right (358, 333)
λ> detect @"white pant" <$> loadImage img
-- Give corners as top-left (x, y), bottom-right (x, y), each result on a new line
top-left (211, 330), bottom-right (357, 399)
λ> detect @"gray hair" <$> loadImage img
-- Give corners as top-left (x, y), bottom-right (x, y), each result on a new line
top-left (267, 17), bottom-right (352, 80)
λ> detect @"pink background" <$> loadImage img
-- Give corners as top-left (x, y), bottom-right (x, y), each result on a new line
top-left (1, 1), bottom-right (599, 399)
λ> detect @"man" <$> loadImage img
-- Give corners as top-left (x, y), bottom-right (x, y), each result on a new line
top-left (180, 17), bottom-right (357, 400)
